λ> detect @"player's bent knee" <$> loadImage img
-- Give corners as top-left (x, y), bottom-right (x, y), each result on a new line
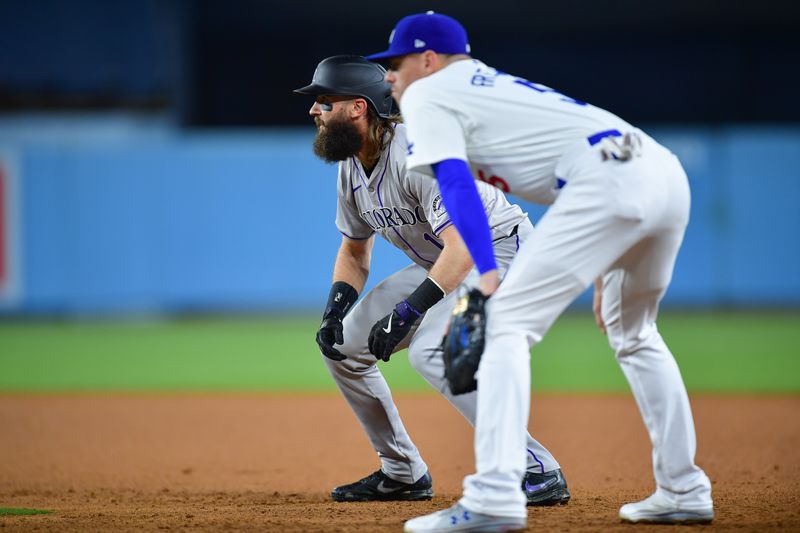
top-left (608, 333), bottom-right (643, 359)
top-left (320, 348), bottom-right (376, 375)
top-left (610, 328), bottom-right (669, 361)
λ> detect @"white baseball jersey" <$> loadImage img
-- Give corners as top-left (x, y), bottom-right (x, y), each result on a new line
top-left (400, 59), bottom-right (635, 204)
top-left (335, 123), bottom-right (525, 264)
top-left (394, 57), bottom-right (712, 520)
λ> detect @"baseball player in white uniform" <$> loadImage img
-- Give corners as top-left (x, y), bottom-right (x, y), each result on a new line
top-left (295, 56), bottom-right (570, 506)
top-left (366, 12), bottom-right (714, 532)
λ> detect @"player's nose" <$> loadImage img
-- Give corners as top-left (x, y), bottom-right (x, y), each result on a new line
top-left (309, 101), bottom-right (321, 116)
top-left (384, 71), bottom-right (394, 84)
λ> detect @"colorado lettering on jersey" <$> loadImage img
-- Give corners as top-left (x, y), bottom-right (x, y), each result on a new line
top-left (361, 205), bottom-right (428, 231)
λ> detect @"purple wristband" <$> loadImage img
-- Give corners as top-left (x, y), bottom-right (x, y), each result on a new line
top-left (394, 299), bottom-right (423, 324)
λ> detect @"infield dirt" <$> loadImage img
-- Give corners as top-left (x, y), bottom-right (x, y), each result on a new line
top-left (1, 394), bottom-right (798, 532)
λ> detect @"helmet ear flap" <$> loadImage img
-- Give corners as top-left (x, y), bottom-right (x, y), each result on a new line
top-left (385, 95), bottom-right (399, 117)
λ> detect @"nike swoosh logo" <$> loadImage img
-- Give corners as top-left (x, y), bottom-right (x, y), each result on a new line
top-left (525, 479), bottom-right (553, 492)
top-left (376, 480), bottom-right (395, 494)
top-left (383, 314), bottom-right (393, 334)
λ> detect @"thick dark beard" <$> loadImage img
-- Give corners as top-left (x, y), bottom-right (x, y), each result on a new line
top-left (313, 116), bottom-right (363, 163)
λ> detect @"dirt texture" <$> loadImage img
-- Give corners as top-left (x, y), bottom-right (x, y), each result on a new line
top-left (1, 394), bottom-right (798, 532)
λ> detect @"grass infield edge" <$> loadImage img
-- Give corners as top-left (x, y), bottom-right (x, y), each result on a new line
top-left (0, 508), bottom-right (53, 516)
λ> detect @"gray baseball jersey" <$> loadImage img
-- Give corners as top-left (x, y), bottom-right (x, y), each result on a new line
top-left (335, 123), bottom-right (525, 265)
top-left (323, 122), bottom-right (561, 485)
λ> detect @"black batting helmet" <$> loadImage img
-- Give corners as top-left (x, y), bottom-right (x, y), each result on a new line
top-left (294, 55), bottom-right (395, 118)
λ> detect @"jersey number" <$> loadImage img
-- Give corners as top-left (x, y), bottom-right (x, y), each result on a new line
top-left (513, 78), bottom-right (587, 106)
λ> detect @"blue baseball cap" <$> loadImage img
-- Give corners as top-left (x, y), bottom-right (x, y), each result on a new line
top-left (366, 11), bottom-right (471, 60)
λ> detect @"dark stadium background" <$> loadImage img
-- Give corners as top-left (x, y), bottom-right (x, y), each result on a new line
top-left (2, 0), bottom-right (798, 126)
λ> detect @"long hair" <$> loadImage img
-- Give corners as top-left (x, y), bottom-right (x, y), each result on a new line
top-left (362, 107), bottom-right (403, 167)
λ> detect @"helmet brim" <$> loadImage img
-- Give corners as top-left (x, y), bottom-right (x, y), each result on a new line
top-left (294, 82), bottom-right (365, 99)
top-left (293, 82), bottom-right (330, 95)
top-left (364, 50), bottom-right (402, 61)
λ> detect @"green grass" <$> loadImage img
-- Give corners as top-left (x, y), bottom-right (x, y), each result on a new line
top-left (0, 508), bottom-right (52, 516)
top-left (0, 312), bottom-right (797, 393)
top-left (531, 311), bottom-right (800, 392)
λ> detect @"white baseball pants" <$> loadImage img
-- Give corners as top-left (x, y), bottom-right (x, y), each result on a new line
top-left (461, 133), bottom-right (712, 517)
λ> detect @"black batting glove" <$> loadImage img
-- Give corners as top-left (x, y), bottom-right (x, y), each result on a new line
top-left (316, 281), bottom-right (358, 362)
top-left (316, 309), bottom-right (346, 361)
top-left (368, 300), bottom-right (422, 362)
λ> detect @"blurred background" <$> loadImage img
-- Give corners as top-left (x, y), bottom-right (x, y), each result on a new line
top-left (0, 0), bottom-right (798, 392)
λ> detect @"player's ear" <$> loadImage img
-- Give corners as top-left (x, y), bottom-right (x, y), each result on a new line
top-left (422, 50), bottom-right (439, 72)
top-left (350, 98), bottom-right (368, 119)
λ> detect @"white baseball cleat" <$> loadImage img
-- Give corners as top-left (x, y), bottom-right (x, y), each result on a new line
top-left (404, 503), bottom-right (526, 533)
top-left (619, 489), bottom-right (714, 524)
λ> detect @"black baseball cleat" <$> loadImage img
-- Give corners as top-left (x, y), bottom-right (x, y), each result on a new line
top-left (523, 468), bottom-right (571, 506)
top-left (331, 469), bottom-right (433, 502)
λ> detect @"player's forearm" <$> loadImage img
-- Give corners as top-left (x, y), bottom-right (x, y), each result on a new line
top-left (428, 230), bottom-right (475, 294)
top-left (332, 239), bottom-right (372, 293)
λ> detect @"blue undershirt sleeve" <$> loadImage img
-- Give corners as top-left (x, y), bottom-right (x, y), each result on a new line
top-left (431, 159), bottom-right (498, 274)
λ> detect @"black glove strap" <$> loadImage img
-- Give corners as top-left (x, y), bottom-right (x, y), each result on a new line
top-left (323, 281), bottom-right (359, 320)
top-left (404, 277), bottom-right (445, 316)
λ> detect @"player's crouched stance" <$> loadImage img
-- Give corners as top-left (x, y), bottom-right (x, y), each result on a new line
top-left (295, 55), bottom-right (570, 507)
top-left (367, 11), bottom-right (713, 532)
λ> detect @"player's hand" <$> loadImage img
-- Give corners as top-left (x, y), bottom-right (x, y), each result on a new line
top-left (478, 270), bottom-right (500, 297)
top-left (316, 312), bottom-right (347, 361)
top-left (599, 132), bottom-right (642, 162)
top-left (592, 278), bottom-right (607, 336)
top-left (368, 310), bottom-right (415, 362)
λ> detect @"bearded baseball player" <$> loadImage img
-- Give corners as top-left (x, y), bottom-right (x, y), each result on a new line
top-left (366, 12), bottom-right (714, 532)
top-left (295, 55), bottom-right (570, 507)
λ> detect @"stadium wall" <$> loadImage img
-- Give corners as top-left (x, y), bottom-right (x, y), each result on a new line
top-left (0, 115), bottom-right (797, 314)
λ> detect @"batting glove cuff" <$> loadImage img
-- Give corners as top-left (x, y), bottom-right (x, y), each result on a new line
top-left (323, 281), bottom-right (359, 320)
top-left (394, 300), bottom-right (423, 324)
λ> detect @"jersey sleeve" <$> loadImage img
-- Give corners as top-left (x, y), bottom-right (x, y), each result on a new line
top-left (473, 180), bottom-right (528, 237)
top-left (432, 159), bottom-right (497, 274)
top-left (404, 166), bottom-right (526, 241)
top-left (405, 169), bottom-right (453, 237)
top-left (334, 162), bottom-right (374, 240)
top-left (400, 82), bottom-right (469, 171)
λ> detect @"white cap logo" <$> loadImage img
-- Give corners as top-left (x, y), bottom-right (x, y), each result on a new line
top-left (414, 39), bottom-right (426, 48)
top-left (388, 29), bottom-right (396, 44)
